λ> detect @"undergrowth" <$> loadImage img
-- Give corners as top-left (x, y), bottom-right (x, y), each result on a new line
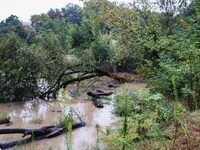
top-left (99, 85), bottom-right (188, 150)
top-left (0, 113), bottom-right (10, 120)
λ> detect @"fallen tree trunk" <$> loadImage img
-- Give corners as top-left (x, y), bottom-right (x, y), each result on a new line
top-left (87, 90), bottom-right (113, 108)
top-left (0, 122), bottom-right (86, 149)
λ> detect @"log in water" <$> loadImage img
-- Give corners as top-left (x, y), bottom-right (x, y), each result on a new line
top-left (0, 122), bottom-right (86, 149)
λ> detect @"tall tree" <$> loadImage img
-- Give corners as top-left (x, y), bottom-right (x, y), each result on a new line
top-left (30, 13), bottom-right (50, 31)
top-left (0, 15), bottom-right (34, 43)
top-left (61, 3), bottom-right (82, 24)
top-left (156, 0), bottom-right (189, 34)
top-left (48, 8), bottom-right (63, 20)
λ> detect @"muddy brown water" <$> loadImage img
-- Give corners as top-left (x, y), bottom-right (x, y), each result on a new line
top-left (0, 76), bottom-right (146, 150)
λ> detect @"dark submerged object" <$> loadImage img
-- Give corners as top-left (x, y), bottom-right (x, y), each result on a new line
top-left (108, 83), bottom-right (118, 88)
top-left (87, 90), bottom-right (113, 108)
top-left (93, 98), bottom-right (104, 108)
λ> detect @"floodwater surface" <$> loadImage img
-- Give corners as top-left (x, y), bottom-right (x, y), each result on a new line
top-left (0, 98), bottom-right (116, 150)
top-left (0, 76), bottom-right (146, 150)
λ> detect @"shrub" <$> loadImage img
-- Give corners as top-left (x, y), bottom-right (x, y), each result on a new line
top-left (103, 87), bottom-right (186, 149)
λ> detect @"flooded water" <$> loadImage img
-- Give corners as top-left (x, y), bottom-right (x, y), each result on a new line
top-left (0, 76), bottom-right (146, 150)
top-left (0, 99), bottom-right (117, 150)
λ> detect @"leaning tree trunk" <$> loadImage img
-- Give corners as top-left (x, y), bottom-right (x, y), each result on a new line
top-left (38, 67), bottom-right (113, 100)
